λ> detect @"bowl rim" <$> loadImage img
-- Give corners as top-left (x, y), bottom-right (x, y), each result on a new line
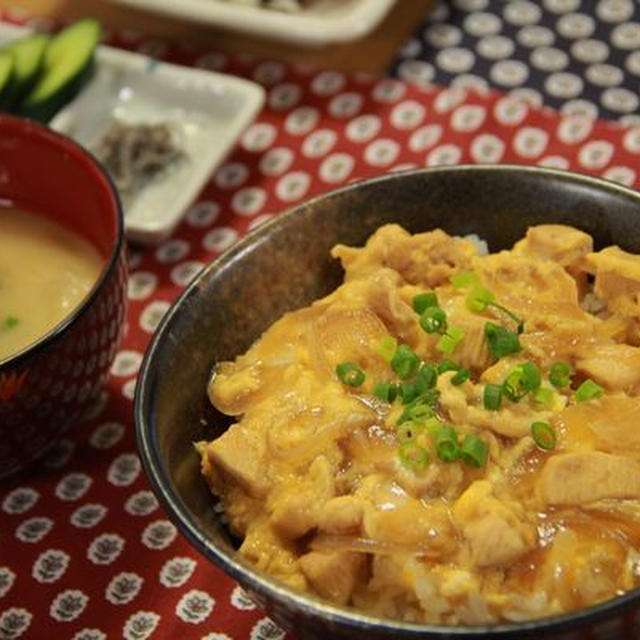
top-left (135, 164), bottom-right (640, 637)
top-left (0, 114), bottom-right (125, 370)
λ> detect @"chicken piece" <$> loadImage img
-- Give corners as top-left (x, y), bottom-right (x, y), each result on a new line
top-left (557, 395), bottom-right (640, 455)
top-left (575, 343), bottom-right (640, 394)
top-left (587, 246), bottom-right (640, 344)
top-left (473, 251), bottom-right (583, 324)
top-left (513, 224), bottom-right (593, 296)
top-left (359, 271), bottom-right (421, 347)
top-left (537, 452), bottom-right (640, 506)
top-left (239, 519), bottom-right (307, 591)
top-left (319, 495), bottom-right (364, 534)
top-left (298, 550), bottom-right (364, 605)
top-left (520, 317), bottom-right (597, 367)
top-left (513, 224), bottom-right (593, 276)
top-left (268, 456), bottom-right (335, 539)
top-left (589, 246), bottom-right (640, 299)
top-left (324, 269), bottom-right (421, 347)
top-left (453, 480), bottom-right (536, 568)
top-left (206, 423), bottom-right (270, 498)
top-left (437, 373), bottom-right (552, 439)
top-left (332, 224), bottom-right (478, 287)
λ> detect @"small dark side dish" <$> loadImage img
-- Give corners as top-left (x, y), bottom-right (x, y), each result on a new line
top-left (136, 166), bottom-right (640, 640)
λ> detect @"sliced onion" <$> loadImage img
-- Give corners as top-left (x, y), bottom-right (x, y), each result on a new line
top-left (310, 533), bottom-right (438, 558)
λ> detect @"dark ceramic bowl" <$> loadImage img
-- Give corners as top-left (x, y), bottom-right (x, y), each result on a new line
top-left (136, 166), bottom-right (640, 640)
top-left (0, 115), bottom-right (127, 479)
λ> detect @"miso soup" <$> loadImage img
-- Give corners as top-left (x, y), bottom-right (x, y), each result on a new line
top-left (0, 204), bottom-right (104, 362)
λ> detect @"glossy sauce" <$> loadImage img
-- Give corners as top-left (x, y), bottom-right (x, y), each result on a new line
top-left (0, 204), bottom-right (103, 362)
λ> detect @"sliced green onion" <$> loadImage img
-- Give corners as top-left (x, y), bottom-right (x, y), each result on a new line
top-left (404, 401), bottom-right (435, 422)
top-left (420, 307), bottom-right (447, 334)
top-left (437, 335), bottom-right (456, 354)
top-left (503, 369), bottom-right (528, 402)
top-left (531, 421), bottom-right (556, 451)
top-left (413, 292), bottom-right (438, 315)
top-left (398, 442), bottom-right (430, 471)
top-left (575, 378), bottom-right (604, 402)
top-left (396, 421), bottom-right (424, 444)
top-left (336, 362), bottom-right (365, 387)
top-left (549, 361), bottom-right (572, 389)
top-left (466, 286), bottom-right (495, 313)
top-left (451, 270), bottom-right (479, 289)
top-left (372, 382), bottom-right (397, 403)
top-left (424, 416), bottom-right (442, 436)
top-left (448, 326), bottom-right (466, 341)
top-left (434, 424), bottom-right (461, 462)
top-left (484, 322), bottom-right (521, 359)
top-left (520, 361), bottom-right (541, 391)
top-left (437, 325), bottom-right (466, 355)
top-left (397, 392), bottom-right (439, 425)
top-left (487, 302), bottom-right (524, 334)
top-left (483, 383), bottom-right (502, 410)
top-left (376, 335), bottom-right (398, 362)
top-left (533, 387), bottom-right (555, 409)
top-left (502, 361), bottom-right (541, 401)
top-left (415, 364), bottom-right (437, 392)
top-left (461, 434), bottom-right (489, 468)
top-left (437, 359), bottom-right (459, 374)
top-left (391, 344), bottom-right (420, 380)
top-left (1, 316), bottom-right (19, 331)
top-left (451, 367), bottom-right (470, 386)
top-left (399, 382), bottom-right (420, 405)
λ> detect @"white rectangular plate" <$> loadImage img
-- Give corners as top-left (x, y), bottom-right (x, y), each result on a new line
top-left (106, 0), bottom-right (396, 47)
top-left (0, 21), bottom-right (265, 244)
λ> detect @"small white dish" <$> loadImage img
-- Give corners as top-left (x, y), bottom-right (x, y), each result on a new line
top-left (106, 0), bottom-right (396, 47)
top-left (0, 21), bottom-right (265, 244)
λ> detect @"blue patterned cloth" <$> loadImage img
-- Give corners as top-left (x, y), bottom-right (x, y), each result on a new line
top-left (389, 0), bottom-right (640, 123)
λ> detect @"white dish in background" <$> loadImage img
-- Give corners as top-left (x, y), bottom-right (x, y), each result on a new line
top-left (106, 0), bottom-right (396, 47)
top-left (0, 21), bottom-right (265, 245)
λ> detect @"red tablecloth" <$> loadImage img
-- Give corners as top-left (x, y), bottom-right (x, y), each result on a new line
top-left (2, 10), bottom-right (640, 640)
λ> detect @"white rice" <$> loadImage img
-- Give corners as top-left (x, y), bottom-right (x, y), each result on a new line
top-left (463, 233), bottom-right (489, 256)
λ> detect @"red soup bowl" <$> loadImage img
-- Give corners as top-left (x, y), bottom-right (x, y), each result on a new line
top-left (0, 115), bottom-right (127, 479)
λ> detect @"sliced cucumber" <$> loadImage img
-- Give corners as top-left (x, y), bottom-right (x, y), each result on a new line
top-left (1, 33), bottom-right (49, 105)
top-left (0, 51), bottom-right (14, 110)
top-left (20, 19), bottom-right (100, 123)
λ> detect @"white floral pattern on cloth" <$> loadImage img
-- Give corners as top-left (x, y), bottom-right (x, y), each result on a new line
top-left (159, 557), bottom-right (197, 588)
top-left (0, 607), bottom-right (32, 639)
top-left (50, 589), bottom-right (90, 622)
top-left (1, 488), bottom-right (39, 515)
top-left (392, 0), bottom-right (640, 122)
top-left (105, 573), bottom-right (145, 605)
top-left (32, 549), bottom-right (71, 584)
top-left (2, 8), bottom-right (640, 640)
top-left (70, 503), bottom-right (109, 529)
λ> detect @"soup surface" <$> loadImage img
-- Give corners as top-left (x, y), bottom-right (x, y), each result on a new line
top-left (0, 204), bottom-right (103, 362)
top-left (200, 224), bottom-right (640, 624)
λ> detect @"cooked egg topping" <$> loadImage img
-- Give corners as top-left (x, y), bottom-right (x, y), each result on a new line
top-left (199, 224), bottom-right (640, 624)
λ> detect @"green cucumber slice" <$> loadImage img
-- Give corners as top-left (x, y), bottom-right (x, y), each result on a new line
top-left (19, 19), bottom-right (100, 123)
top-left (0, 51), bottom-right (14, 110)
top-left (1, 33), bottom-right (49, 104)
